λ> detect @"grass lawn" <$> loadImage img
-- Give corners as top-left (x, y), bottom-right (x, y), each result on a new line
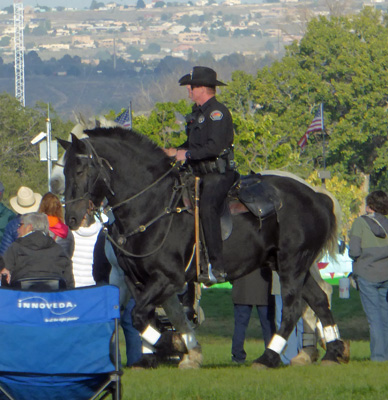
top-left (118, 286), bottom-right (388, 400)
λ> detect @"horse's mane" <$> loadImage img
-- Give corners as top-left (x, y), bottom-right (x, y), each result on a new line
top-left (84, 126), bottom-right (163, 155)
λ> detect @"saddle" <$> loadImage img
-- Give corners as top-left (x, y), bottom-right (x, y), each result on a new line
top-left (181, 172), bottom-right (282, 241)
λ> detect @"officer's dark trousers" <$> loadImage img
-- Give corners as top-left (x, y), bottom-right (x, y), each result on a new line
top-left (199, 170), bottom-right (235, 270)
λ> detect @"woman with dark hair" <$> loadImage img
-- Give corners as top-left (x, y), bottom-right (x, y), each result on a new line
top-left (38, 192), bottom-right (74, 258)
top-left (349, 190), bottom-right (388, 361)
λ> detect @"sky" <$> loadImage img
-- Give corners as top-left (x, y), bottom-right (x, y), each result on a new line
top-left (0, 1), bottom-right (135, 9)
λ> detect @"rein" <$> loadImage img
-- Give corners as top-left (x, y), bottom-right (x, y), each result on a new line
top-left (67, 137), bottom-right (188, 258)
top-left (110, 166), bottom-right (176, 211)
top-left (105, 179), bottom-right (189, 258)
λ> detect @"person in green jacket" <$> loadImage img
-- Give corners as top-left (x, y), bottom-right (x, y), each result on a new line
top-left (0, 182), bottom-right (16, 244)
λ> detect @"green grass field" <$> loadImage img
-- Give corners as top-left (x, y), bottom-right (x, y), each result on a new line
top-left (118, 286), bottom-right (388, 400)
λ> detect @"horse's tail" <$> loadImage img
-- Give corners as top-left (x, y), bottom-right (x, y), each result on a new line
top-left (314, 186), bottom-right (342, 260)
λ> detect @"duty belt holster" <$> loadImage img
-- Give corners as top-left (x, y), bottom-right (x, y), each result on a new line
top-left (192, 158), bottom-right (235, 175)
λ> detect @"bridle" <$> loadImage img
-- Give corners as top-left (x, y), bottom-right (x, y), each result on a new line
top-left (64, 139), bottom-right (115, 208)
top-left (66, 138), bottom-right (188, 258)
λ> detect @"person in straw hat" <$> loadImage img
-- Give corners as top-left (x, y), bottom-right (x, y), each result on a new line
top-left (0, 186), bottom-right (42, 255)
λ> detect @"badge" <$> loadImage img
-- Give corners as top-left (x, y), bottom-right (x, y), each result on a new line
top-left (210, 110), bottom-right (223, 121)
top-left (198, 115), bottom-right (205, 124)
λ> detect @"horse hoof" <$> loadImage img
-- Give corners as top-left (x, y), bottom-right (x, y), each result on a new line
top-left (178, 354), bottom-right (201, 370)
top-left (338, 340), bottom-right (350, 364)
top-left (172, 332), bottom-right (187, 353)
top-left (320, 359), bottom-right (340, 366)
top-left (178, 359), bottom-right (201, 369)
top-left (290, 347), bottom-right (319, 366)
top-left (178, 345), bottom-right (203, 369)
top-left (251, 362), bottom-right (269, 370)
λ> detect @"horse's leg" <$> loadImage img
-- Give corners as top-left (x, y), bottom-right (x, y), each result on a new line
top-left (161, 294), bottom-right (203, 369)
top-left (252, 256), bottom-right (307, 369)
top-left (290, 264), bottom-right (333, 365)
top-left (132, 271), bottom-right (184, 336)
top-left (301, 271), bottom-right (350, 364)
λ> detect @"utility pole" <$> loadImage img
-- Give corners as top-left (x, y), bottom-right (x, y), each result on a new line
top-left (46, 106), bottom-right (52, 192)
top-left (30, 106), bottom-right (58, 192)
top-left (13, 0), bottom-right (25, 107)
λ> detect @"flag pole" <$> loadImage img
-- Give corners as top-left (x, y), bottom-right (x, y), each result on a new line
top-left (318, 103), bottom-right (330, 187)
top-left (321, 103), bottom-right (326, 170)
top-left (129, 101), bottom-right (132, 128)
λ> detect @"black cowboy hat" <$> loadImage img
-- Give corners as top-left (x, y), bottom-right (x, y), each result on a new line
top-left (179, 66), bottom-right (226, 87)
top-left (178, 73), bottom-right (191, 86)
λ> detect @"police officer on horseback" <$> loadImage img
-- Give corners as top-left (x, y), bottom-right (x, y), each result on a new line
top-left (165, 66), bottom-right (236, 284)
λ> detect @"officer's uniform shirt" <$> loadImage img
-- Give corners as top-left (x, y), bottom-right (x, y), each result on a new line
top-left (181, 96), bottom-right (234, 161)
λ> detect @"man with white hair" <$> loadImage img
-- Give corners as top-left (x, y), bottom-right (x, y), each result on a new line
top-left (0, 212), bottom-right (74, 288)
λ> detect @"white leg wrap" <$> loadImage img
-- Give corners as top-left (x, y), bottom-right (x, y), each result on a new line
top-left (181, 332), bottom-right (197, 351)
top-left (323, 324), bottom-right (340, 343)
top-left (316, 320), bottom-right (324, 340)
top-left (142, 341), bottom-right (155, 354)
top-left (268, 334), bottom-right (287, 354)
top-left (334, 324), bottom-right (340, 339)
top-left (141, 325), bottom-right (161, 345)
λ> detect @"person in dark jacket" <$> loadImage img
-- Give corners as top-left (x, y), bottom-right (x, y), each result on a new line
top-left (0, 186), bottom-right (42, 255)
top-left (38, 192), bottom-right (75, 258)
top-left (164, 66), bottom-right (235, 284)
top-left (348, 190), bottom-right (388, 361)
top-left (231, 268), bottom-right (276, 363)
top-left (0, 182), bottom-right (16, 244)
top-left (0, 212), bottom-right (74, 288)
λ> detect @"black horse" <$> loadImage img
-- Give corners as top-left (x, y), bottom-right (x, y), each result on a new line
top-left (59, 127), bottom-right (349, 369)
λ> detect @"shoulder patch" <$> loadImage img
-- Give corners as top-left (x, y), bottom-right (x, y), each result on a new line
top-left (210, 110), bottom-right (223, 121)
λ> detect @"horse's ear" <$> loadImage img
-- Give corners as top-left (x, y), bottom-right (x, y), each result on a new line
top-left (70, 133), bottom-right (88, 151)
top-left (57, 137), bottom-right (71, 150)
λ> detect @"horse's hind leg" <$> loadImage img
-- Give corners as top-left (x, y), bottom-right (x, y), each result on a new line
top-left (302, 271), bottom-right (350, 364)
top-left (252, 265), bottom-right (306, 369)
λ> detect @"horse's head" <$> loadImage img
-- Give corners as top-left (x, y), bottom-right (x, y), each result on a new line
top-left (58, 133), bottom-right (111, 230)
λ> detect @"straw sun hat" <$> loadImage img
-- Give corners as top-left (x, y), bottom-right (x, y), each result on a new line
top-left (10, 186), bottom-right (42, 214)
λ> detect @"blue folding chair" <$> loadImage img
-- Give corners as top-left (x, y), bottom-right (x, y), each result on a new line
top-left (0, 285), bottom-right (121, 400)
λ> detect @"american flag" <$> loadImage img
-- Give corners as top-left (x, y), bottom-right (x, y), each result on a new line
top-left (298, 103), bottom-right (324, 149)
top-left (114, 107), bottom-right (132, 128)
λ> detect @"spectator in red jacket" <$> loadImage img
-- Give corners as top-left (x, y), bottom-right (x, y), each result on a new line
top-left (38, 192), bottom-right (74, 258)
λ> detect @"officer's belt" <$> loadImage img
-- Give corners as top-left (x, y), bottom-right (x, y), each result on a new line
top-left (191, 158), bottom-right (227, 175)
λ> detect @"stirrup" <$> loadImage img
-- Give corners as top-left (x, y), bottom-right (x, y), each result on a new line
top-left (198, 264), bottom-right (225, 285)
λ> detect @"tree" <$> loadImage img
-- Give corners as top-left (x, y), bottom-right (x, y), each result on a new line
top-left (90, 0), bottom-right (104, 10)
top-left (127, 46), bottom-right (142, 60)
top-left (154, 1), bottom-right (166, 8)
top-left (221, 8), bottom-right (388, 191)
top-left (146, 43), bottom-right (161, 54)
top-left (136, 0), bottom-right (146, 9)
top-left (0, 93), bottom-right (73, 202)
top-left (0, 36), bottom-right (11, 47)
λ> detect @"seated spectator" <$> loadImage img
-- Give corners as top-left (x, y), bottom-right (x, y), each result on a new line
top-left (0, 212), bottom-right (74, 288)
top-left (93, 209), bottom-right (142, 368)
top-left (0, 181), bottom-right (17, 244)
top-left (0, 186), bottom-right (42, 255)
top-left (38, 192), bottom-right (74, 258)
top-left (72, 213), bottom-right (102, 287)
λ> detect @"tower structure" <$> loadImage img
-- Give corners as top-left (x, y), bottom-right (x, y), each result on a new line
top-left (13, 0), bottom-right (25, 107)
